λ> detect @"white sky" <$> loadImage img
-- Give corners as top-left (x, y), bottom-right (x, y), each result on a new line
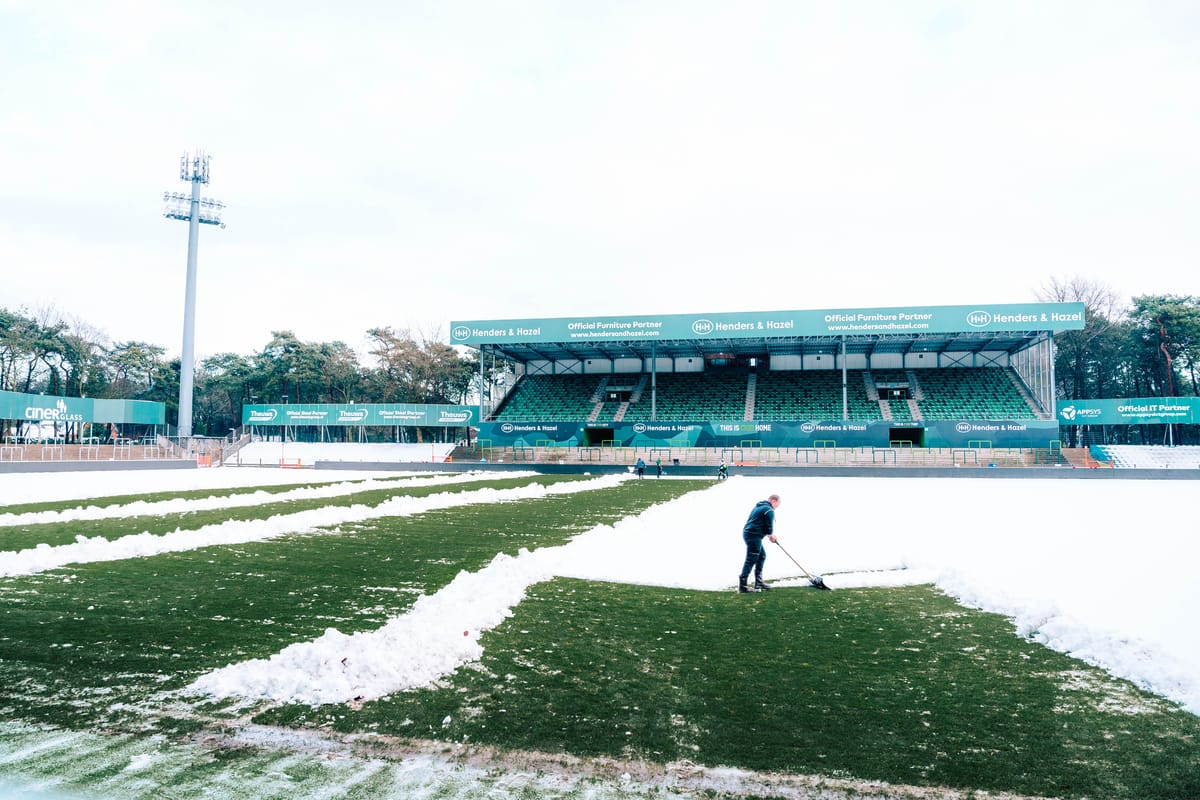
top-left (2, 2), bottom-right (1199, 360)
top-left (2, 467), bottom-right (1197, 717)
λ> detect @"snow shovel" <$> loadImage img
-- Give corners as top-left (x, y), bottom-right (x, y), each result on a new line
top-left (773, 541), bottom-right (831, 590)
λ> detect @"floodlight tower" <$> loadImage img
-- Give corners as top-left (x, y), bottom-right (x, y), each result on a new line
top-left (163, 151), bottom-right (226, 439)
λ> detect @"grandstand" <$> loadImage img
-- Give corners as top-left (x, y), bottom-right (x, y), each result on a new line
top-left (493, 374), bottom-right (602, 421)
top-left (454, 302), bottom-right (1077, 458)
top-left (491, 366), bottom-right (1040, 425)
top-left (1090, 445), bottom-right (1200, 469)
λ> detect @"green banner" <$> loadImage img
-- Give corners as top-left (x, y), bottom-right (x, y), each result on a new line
top-left (242, 403), bottom-right (477, 427)
top-left (0, 391), bottom-right (164, 425)
top-left (91, 398), bottom-right (165, 425)
top-left (1056, 397), bottom-right (1199, 426)
top-left (451, 302), bottom-right (1085, 345)
top-left (477, 419), bottom-right (1061, 449)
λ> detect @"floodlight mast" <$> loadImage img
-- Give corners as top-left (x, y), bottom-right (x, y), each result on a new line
top-left (163, 150), bottom-right (225, 439)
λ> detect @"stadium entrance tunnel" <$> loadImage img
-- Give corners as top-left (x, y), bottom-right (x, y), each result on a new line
top-left (583, 427), bottom-right (615, 447)
top-left (889, 427), bottom-right (925, 447)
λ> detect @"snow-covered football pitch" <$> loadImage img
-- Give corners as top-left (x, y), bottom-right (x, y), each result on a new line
top-left (1, 467), bottom-right (1197, 799)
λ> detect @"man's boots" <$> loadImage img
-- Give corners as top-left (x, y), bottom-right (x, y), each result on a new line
top-left (738, 576), bottom-right (754, 593)
top-left (754, 574), bottom-right (771, 591)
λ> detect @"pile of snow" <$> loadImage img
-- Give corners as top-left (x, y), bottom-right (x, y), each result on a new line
top-left (192, 548), bottom-right (558, 705)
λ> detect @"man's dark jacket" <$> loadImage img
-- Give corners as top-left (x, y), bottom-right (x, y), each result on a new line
top-left (742, 500), bottom-right (775, 540)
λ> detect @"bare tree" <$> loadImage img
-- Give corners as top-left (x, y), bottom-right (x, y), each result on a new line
top-left (1037, 276), bottom-right (1126, 401)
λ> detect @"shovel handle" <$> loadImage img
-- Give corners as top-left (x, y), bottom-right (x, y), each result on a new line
top-left (773, 540), bottom-right (816, 580)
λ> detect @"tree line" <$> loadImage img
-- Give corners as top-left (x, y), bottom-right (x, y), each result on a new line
top-left (3, 281), bottom-right (1198, 444)
top-left (1038, 280), bottom-right (1199, 444)
top-left (0, 308), bottom-right (482, 441)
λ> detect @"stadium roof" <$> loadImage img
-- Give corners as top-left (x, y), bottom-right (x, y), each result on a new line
top-left (452, 302), bottom-right (1085, 364)
top-left (475, 330), bottom-right (1049, 364)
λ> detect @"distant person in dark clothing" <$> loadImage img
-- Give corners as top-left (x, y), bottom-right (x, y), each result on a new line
top-left (738, 494), bottom-right (780, 593)
top-left (655, 458), bottom-right (663, 478)
top-left (718, 460), bottom-right (728, 480)
top-left (635, 457), bottom-right (645, 479)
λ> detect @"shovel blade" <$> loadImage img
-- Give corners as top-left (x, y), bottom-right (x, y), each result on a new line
top-left (809, 575), bottom-right (831, 590)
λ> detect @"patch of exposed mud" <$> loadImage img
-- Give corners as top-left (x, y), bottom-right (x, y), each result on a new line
top-left (195, 722), bottom-right (1065, 800)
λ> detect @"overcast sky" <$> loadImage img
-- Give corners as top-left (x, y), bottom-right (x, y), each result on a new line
top-left (2, 2), bottom-right (1198, 360)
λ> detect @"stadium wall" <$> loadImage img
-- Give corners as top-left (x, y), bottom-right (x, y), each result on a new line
top-left (315, 460), bottom-right (1200, 480)
top-left (478, 419), bottom-right (1061, 449)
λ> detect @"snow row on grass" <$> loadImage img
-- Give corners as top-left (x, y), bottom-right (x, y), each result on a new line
top-left (0, 466), bottom-right (408, 506)
top-left (191, 547), bottom-right (558, 705)
top-left (0, 470), bottom-right (536, 527)
top-left (0, 474), bottom-right (624, 578)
